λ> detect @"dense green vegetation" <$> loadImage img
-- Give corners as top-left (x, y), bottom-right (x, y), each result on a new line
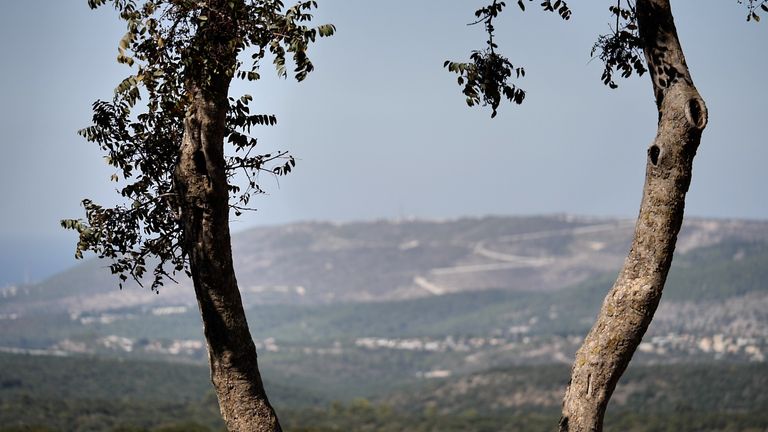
top-left (284, 407), bottom-right (768, 432)
top-left (381, 362), bottom-right (768, 415)
top-left (1, 238), bottom-right (766, 430)
top-left (2, 353), bottom-right (767, 431)
top-left (0, 353), bottom-right (220, 431)
top-left (665, 240), bottom-right (768, 301)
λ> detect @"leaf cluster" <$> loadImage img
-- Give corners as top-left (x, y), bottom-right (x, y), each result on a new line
top-left (65, 82), bottom-right (185, 290)
top-left (444, 54), bottom-right (525, 119)
top-left (63, 0), bottom-right (334, 291)
top-left (536, 0), bottom-right (571, 20)
top-left (591, 1), bottom-right (646, 89)
top-left (445, 0), bottom-right (570, 118)
top-left (740, 0), bottom-right (768, 22)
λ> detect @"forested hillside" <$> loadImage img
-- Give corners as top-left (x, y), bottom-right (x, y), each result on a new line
top-left (1, 216), bottom-right (766, 430)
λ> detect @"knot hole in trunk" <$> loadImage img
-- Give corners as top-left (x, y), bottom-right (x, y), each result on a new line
top-left (649, 145), bottom-right (660, 166)
top-left (194, 150), bottom-right (209, 176)
top-left (685, 97), bottom-right (707, 130)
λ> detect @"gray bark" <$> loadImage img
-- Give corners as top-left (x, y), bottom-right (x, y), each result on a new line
top-left (558, 1), bottom-right (707, 430)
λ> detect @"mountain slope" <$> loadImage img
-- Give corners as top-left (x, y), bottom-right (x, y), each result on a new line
top-left (3, 215), bottom-right (767, 315)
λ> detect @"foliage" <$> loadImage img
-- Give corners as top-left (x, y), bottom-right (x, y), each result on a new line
top-left (591, 0), bottom-right (646, 89)
top-left (741, 0), bottom-right (768, 21)
top-left (0, 353), bottom-right (222, 431)
top-left (444, 0), bottom-right (570, 118)
top-left (2, 352), bottom-right (768, 432)
top-left (61, 0), bottom-right (334, 291)
top-left (664, 240), bottom-right (768, 301)
top-left (448, 0), bottom-right (763, 112)
top-left (284, 407), bottom-right (768, 432)
top-left (590, 0), bottom-right (765, 88)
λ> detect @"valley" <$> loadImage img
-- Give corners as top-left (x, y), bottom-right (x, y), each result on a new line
top-left (1, 215), bottom-right (767, 431)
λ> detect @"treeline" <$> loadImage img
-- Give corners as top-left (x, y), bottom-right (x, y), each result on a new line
top-left (0, 396), bottom-right (220, 432)
top-left (381, 362), bottom-right (768, 416)
top-left (284, 402), bottom-right (768, 432)
top-left (5, 402), bottom-right (767, 432)
top-left (2, 353), bottom-right (767, 431)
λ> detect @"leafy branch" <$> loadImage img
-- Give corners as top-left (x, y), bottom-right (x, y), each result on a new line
top-left (740, 0), bottom-right (768, 21)
top-left (63, 0), bottom-right (333, 291)
top-left (591, 0), bottom-right (646, 89)
top-left (445, 0), bottom-right (571, 118)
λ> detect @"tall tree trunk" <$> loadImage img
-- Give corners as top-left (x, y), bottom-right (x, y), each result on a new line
top-left (173, 3), bottom-right (281, 430)
top-left (559, 1), bottom-right (707, 430)
top-left (175, 83), bottom-right (282, 431)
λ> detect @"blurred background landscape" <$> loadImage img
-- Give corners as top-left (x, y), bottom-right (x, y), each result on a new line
top-left (1, 1), bottom-right (766, 431)
top-left (1, 215), bottom-right (767, 431)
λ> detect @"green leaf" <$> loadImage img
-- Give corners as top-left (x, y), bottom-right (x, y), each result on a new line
top-left (318, 24), bottom-right (336, 37)
top-left (87, 0), bottom-right (106, 9)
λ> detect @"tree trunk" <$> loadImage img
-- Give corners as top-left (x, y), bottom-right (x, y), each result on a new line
top-left (175, 83), bottom-right (282, 431)
top-left (558, 1), bottom-right (707, 430)
top-left (173, 4), bottom-right (281, 430)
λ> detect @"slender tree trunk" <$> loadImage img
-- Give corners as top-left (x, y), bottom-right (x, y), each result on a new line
top-left (173, 2), bottom-right (281, 430)
top-left (175, 83), bottom-right (282, 431)
top-left (559, 1), bottom-right (707, 430)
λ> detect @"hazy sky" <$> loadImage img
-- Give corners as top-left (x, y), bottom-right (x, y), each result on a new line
top-left (0, 1), bottom-right (766, 283)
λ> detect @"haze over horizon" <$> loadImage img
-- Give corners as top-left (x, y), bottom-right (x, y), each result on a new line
top-left (1, 1), bottom-right (765, 284)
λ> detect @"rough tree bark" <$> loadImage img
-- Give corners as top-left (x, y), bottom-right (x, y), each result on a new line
top-left (176, 88), bottom-right (281, 432)
top-left (173, 3), bottom-right (282, 431)
top-left (559, 1), bottom-right (707, 430)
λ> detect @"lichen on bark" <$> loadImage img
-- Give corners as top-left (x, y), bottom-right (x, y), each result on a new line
top-left (559, 1), bottom-right (707, 430)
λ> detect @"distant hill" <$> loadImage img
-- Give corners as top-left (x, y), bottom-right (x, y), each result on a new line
top-left (0, 215), bottom-right (766, 399)
top-left (2, 215), bottom-right (767, 315)
top-left (1, 215), bottom-right (767, 431)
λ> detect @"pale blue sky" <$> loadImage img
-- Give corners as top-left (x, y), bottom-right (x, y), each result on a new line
top-left (0, 1), bottom-right (766, 283)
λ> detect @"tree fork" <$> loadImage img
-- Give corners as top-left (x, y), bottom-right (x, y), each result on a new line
top-left (558, 0), bottom-right (707, 430)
